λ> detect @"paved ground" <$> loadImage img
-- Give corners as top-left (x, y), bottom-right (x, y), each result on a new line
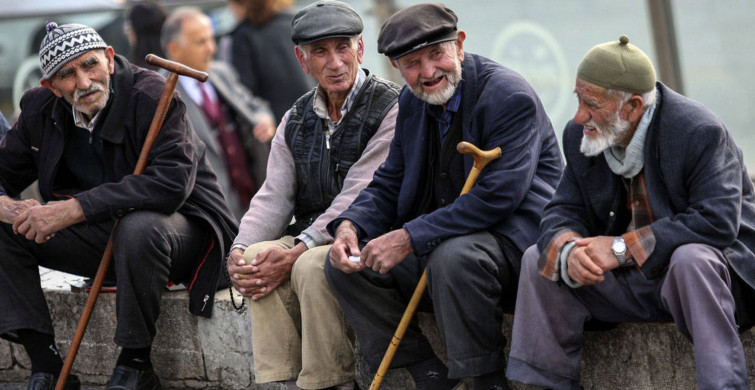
top-left (38, 267), bottom-right (88, 291)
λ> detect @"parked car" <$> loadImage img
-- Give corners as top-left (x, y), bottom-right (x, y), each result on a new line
top-left (0, 0), bottom-right (230, 118)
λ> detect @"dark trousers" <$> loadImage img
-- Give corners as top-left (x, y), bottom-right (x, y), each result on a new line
top-left (0, 211), bottom-right (209, 348)
top-left (324, 231), bottom-right (520, 379)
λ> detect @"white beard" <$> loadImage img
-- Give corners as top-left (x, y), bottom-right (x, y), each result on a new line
top-left (410, 58), bottom-right (462, 106)
top-left (579, 111), bottom-right (632, 157)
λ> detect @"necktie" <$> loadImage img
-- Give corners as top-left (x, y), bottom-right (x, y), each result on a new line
top-left (197, 81), bottom-right (256, 206)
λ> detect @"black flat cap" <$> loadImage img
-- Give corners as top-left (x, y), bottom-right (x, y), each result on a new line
top-left (291, 0), bottom-right (363, 45)
top-left (378, 3), bottom-right (458, 60)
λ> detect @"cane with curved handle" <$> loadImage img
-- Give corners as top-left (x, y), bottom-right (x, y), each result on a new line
top-left (55, 55), bottom-right (208, 390)
top-left (369, 141), bottom-right (502, 390)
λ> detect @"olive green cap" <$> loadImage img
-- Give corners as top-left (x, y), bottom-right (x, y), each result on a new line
top-left (577, 35), bottom-right (656, 94)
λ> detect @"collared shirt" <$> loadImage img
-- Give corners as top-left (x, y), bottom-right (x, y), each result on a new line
top-left (72, 82), bottom-right (115, 133)
top-left (179, 75), bottom-right (219, 107)
top-left (312, 68), bottom-right (366, 131)
top-left (73, 105), bottom-right (104, 133)
top-left (425, 81), bottom-right (463, 145)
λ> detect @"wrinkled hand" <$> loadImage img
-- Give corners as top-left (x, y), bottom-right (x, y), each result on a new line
top-left (12, 198), bottom-right (84, 243)
top-left (244, 243), bottom-right (306, 300)
top-left (253, 114), bottom-right (276, 143)
top-left (227, 248), bottom-right (255, 297)
top-left (362, 228), bottom-right (413, 274)
top-left (0, 196), bottom-right (41, 224)
top-left (567, 236), bottom-right (618, 285)
top-left (330, 220), bottom-right (365, 274)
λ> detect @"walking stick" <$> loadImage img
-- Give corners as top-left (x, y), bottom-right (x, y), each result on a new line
top-left (55, 54), bottom-right (208, 390)
top-left (369, 141), bottom-right (502, 390)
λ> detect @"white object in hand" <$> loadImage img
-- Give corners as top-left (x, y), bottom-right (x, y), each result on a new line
top-left (348, 255), bottom-right (361, 263)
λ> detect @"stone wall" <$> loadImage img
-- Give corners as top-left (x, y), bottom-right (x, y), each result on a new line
top-left (1, 289), bottom-right (753, 389)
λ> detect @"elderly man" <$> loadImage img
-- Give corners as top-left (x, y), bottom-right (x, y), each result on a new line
top-left (325, 4), bottom-right (563, 390)
top-left (506, 36), bottom-right (755, 390)
top-left (0, 23), bottom-right (236, 390)
top-left (163, 7), bottom-right (276, 219)
top-left (225, 1), bottom-right (399, 389)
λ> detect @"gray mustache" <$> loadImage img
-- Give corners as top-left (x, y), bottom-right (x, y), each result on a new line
top-left (74, 83), bottom-right (105, 102)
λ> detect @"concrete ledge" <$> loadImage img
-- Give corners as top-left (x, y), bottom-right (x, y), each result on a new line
top-left (1, 288), bottom-right (754, 389)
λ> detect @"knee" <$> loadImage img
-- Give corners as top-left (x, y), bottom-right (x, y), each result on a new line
top-left (426, 235), bottom-right (489, 286)
top-left (291, 246), bottom-right (329, 287)
top-left (243, 241), bottom-right (277, 265)
top-left (113, 211), bottom-right (170, 255)
top-left (667, 244), bottom-right (727, 281)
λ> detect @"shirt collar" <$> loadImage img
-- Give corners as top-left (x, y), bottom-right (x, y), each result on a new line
top-left (72, 81), bottom-right (114, 133)
top-left (425, 80), bottom-right (463, 119)
top-left (312, 68), bottom-right (366, 128)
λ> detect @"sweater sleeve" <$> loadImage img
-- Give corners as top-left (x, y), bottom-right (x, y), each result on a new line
top-left (233, 112), bottom-right (297, 248)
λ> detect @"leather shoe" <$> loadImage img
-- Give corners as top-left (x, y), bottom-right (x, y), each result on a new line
top-left (27, 372), bottom-right (81, 390)
top-left (105, 365), bottom-right (161, 390)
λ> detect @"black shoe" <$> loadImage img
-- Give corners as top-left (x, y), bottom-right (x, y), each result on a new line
top-left (27, 372), bottom-right (81, 390)
top-left (105, 365), bottom-right (161, 390)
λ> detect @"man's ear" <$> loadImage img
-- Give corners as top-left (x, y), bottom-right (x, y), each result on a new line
top-left (40, 78), bottom-right (63, 98)
top-left (356, 35), bottom-right (365, 64)
top-left (105, 46), bottom-right (115, 74)
top-left (455, 30), bottom-right (466, 62)
top-left (623, 95), bottom-right (645, 123)
top-left (295, 46), bottom-right (310, 75)
top-left (390, 59), bottom-right (398, 69)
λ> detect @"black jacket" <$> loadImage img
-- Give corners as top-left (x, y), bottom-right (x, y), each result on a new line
top-left (0, 55), bottom-right (237, 317)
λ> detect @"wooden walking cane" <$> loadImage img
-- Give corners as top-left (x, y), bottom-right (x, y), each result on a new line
top-left (55, 54), bottom-right (208, 390)
top-left (369, 141), bottom-right (502, 390)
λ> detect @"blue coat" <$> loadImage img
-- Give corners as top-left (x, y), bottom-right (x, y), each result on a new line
top-left (539, 83), bottom-right (755, 318)
top-left (331, 53), bottom-right (563, 258)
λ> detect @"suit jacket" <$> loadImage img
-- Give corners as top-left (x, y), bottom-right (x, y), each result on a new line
top-left (539, 83), bottom-right (755, 326)
top-left (331, 53), bottom-right (563, 260)
top-left (174, 61), bottom-right (272, 219)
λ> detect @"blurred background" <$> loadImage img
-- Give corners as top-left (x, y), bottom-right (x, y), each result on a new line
top-left (0, 0), bottom-right (753, 165)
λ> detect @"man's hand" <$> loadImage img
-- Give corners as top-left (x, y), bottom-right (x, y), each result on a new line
top-left (566, 236), bottom-right (619, 285)
top-left (0, 196), bottom-right (41, 224)
top-left (330, 220), bottom-right (365, 274)
top-left (12, 198), bottom-right (84, 243)
top-left (227, 248), bottom-right (255, 297)
top-left (244, 242), bottom-right (307, 301)
top-left (362, 228), bottom-right (412, 274)
top-left (252, 114), bottom-right (276, 143)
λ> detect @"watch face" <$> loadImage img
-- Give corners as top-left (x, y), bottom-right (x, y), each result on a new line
top-left (613, 239), bottom-right (626, 253)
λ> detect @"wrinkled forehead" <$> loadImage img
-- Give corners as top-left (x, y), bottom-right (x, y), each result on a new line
top-left (53, 49), bottom-right (106, 77)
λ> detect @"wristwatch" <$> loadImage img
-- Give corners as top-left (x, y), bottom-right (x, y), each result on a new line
top-left (611, 236), bottom-right (627, 266)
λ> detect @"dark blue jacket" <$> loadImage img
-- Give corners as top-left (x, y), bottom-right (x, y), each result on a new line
top-left (331, 53), bottom-right (563, 258)
top-left (539, 83), bottom-right (755, 323)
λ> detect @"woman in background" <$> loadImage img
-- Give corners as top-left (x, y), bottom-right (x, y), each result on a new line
top-left (226, 0), bottom-right (315, 123)
top-left (124, 0), bottom-right (167, 71)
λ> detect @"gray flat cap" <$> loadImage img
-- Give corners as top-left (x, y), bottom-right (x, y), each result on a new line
top-left (291, 0), bottom-right (363, 46)
top-left (378, 3), bottom-right (458, 60)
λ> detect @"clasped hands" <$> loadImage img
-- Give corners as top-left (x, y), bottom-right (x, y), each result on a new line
top-left (329, 220), bottom-right (413, 274)
top-left (227, 242), bottom-right (306, 301)
top-left (566, 236), bottom-right (622, 286)
top-left (0, 196), bottom-right (84, 243)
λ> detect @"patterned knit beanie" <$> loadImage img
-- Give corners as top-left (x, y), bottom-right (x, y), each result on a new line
top-left (577, 35), bottom-right (656, 94)
top-left (39, 22), bottom-right (107, 79)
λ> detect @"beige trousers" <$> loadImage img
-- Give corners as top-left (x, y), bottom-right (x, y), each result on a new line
top-left (246, 237), bottom-right (355, 389)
